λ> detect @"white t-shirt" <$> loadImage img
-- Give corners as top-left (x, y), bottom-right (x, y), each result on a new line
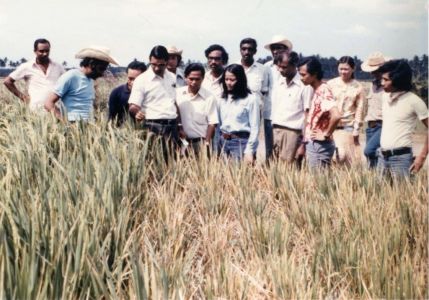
top-left (128, 67), bottom-right (177, 119)
top-left (380, 92), bottom-right (428, 150)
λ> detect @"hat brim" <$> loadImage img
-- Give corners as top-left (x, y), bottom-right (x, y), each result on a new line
top-left (264, 39), bottom-right (293, 51)
top-left (75, 48), bottom-right (120, 65)
top-left (361, 56), bottom-right (392, 72)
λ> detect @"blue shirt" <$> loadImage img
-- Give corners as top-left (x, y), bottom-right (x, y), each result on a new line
top-left (108, 83), bottom-right (131, 126)
top-left (218, 93), bottom-right (260, 154)
top-left (54, 69), bottom-right (94, 121)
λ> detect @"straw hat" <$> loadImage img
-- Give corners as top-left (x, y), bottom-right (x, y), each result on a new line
top-left (361, 52), bottom-right (391, 72)
top-left (167, 46), bottom-right (183, 56)
top-left (264, 35), bottom-right (293, 51)
top-left (75, 46), bottom-right (120, 65)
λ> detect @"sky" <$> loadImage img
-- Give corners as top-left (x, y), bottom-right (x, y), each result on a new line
top-left (0, 0), bottom-right (427, 67)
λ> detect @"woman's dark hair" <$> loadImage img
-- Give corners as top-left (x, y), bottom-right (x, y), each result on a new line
top-left (34, 38), bottom-right (50, 51)
top-left (204, 44), bottom-right (229, 64)
top-left (337, 56), bottom-right (356, 79)
top-left (221, 64), bottom-right (250, 100)
top-left (298, 56), bottom-right (323, 80)
top-left (378, 59), bottom-right (413, 92)
top-left (184, 63), bottom-right (205, 78)
top-left (127, 60), bottom-right (147, 72)
top-left (149, 45), bottom-right (169, 61)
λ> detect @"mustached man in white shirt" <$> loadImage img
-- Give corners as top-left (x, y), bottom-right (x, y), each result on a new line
top-left (176, 63), bottom-right (218, 156)
top-left (271, 51), bottom-right (313, 164)
top-left (4, 38), bottom-right (65, 111)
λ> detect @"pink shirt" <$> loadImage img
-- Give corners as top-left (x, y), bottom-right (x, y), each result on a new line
top-left (305, 83), bottom-right (337, 141)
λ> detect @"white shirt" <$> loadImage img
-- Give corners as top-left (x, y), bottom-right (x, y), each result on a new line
top-left (128, 67), bottom-right (177, 119)
top-left (9, 58), bottom-right (65, 110)
top-left (271, 72), bottom-right (313, 130)
top-left (263, 60), bottom-right (282, 120)
top-left (176, 86), bottom-right (218, 139)
top-left (238, 61), bottom-right (269, 110)
top-left (201, 72), bottom-right (223, 99)
top-left (380, 91), bottom-right (428, 150)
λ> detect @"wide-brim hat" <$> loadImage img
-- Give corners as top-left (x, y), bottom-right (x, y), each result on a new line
top-left (75, 46), bottom-right (120, 65)
top-left (361, 52), bottom-right (391, 72)
top-left (167, 46), bottom-right (183, 56)
top-left (264, 35), bottom-right (293, 51)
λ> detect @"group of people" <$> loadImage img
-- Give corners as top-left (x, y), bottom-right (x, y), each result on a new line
top-left (3, 36), bottom-right (428, 181)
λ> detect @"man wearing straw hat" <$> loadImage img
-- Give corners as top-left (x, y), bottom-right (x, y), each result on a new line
top-left (263, 34), bottom-right (293, 161)
top-left (167, 46), bottom-right (186, 88)
top-left (361, 52), bottom-right (391, 168)
top-left (44, 46), bottom-right (119, 121)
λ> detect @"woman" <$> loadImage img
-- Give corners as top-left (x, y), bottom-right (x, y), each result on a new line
top-left (217, 64), bottom-right (260, 162)
top-left (327, 56), bottom-right (365, 166)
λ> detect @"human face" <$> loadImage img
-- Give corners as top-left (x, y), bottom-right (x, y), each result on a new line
top-left (338, 63), bottom-right (354, 82)
top-left (270, 44), bottom-right (288, 58)
top-left (298, 64), bottom-right (315, 86)
top-left (126, 68), bottom-right (143, 90)
top-left (186, 70), bottom-right (204, 94)
top-left (381, 72), bottom-right (395, 92)
top-left (88, 61), bottom-right (109, 79)
top-left (34, 43), bottom-right (50, 65)
top-left (207, 50), bottom-right (224, 73)
top-left (277, 57), bottom-right (296, 79)
top-left (167, 54), bottom-right (179, 73)
top-left (150, 57), bottom-right (168, 77)
top-left (224, 71), bottom-right (237, 92)
top-left (240, 43), bottom-right (256, 63)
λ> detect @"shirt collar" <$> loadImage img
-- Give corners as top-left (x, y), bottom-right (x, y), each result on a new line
top-left (278, 72), bottom-right (301, 87)
top-left (387, 91), bottom-right (407, 104)
top-left (182, 86), bottom-right (210, 100)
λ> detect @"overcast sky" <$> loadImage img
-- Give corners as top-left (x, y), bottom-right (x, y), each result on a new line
top-left (1, 0), bottom-right (427, 67)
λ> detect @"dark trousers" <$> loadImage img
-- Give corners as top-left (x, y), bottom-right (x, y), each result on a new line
top-left (143, 119), bottom-right (179, 163)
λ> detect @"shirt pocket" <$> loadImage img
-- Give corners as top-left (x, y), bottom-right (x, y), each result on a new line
top-left (193, 111), bottom-right (207, 125)
top-left (235, 103), bottom-right (249, 123)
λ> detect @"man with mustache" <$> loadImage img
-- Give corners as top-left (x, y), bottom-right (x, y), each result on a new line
top-left (4, 38), bottom-right (65, 111)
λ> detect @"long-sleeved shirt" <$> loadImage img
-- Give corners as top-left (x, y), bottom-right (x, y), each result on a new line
top-left (327, 77), bottom-right (365, 136)
top-left (365, 82), bottom-right (383, 121)
top-left (218, 93), bottom-right (260, 154)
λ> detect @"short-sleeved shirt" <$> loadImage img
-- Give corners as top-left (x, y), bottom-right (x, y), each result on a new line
top-left (380, 91), bottom-right (428, 150)
top-left (9, 59), bottom-right (65, 110)
top-left (305, 83), bottom-right (337, 141)
top-left (238, 61), bottom-right (269, 109)
top-left (176, 86), bottom-right (218, 139)
top-left (54, 69), bottom-right (94, 121)
top-left (271, 72), bottom-right (313, 130)
top-left (108, 83), bottom-right (131, 125)
top-left (263, 61), bottom-right (282, 120)
top-left (175, 68), bottom-right (186, 88)
top-left (128, 67), bottom-right (177, 120)
top-left (365, 83), bottom-right (384, 121)
top-left (218, 93), bottom-right (260, 154)
top-left (202, 72), bottom-right (223, 99)
top-left (327, 77), bottom-right (365, 135)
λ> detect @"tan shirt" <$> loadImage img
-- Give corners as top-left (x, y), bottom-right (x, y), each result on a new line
top-left (327, 77), bottom-right (365, 136)
top-left (365, 83), bottom-right (383, 121)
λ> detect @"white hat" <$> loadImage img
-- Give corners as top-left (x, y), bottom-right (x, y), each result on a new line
top-left (361, 52), bottom-right (392, 72)
top-left (75, 46), bottom-right (120, 65)
top-left (264, 35), bottom-right (293, 51)
top-left (167, 45), bottom-right (183, 56)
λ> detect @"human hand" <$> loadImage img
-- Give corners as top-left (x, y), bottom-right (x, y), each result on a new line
top-left (135, 111), bottom-right (145, 122)
top-left (295, 143), bottom-right (306, 159)
top-left (410, 156), bottom-right (426, 173)
top-left (310, 129), bottom-right (327, 141)
top-left (353, 135), bottom-right (360, 146)
top-left (244, 153), bottom-right (254, 164)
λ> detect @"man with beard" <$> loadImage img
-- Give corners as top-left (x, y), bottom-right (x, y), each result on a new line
top-left (44, 46), bottom-right (119, 121)
top-left (4, 38), bottom-right (65, 111)
top-left (263, 35), bottom-right (293, 161)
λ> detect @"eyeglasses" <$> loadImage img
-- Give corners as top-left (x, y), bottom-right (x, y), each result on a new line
top-left (208, 56), bottom-right (222, 61)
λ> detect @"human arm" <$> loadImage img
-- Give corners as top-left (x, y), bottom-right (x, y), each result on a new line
top-left (352, 86), bottom-right (366, 145)
top-left (44, 92), bottom-right (62, 120)
top-left (129, 104), bottom-right (144, 122)
top-left (3, 76), bottom-right (29, 103)
top-left (410, 118), bottom-right (428, 173)
top-left (310, 105), bottom-right (342, 141)
top-left (244, 95), bottom-right (260, 162)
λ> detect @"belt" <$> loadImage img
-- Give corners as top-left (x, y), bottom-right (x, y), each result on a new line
top-left (187, 137), bottom-right (204, 143)
top-left (145, 119), bottom-right (177, 125)
top-left (368, 120), bottom-right (382, 128)
top-left (221, 131), bottom-right (250, 140)
top-left (381, 147), bottom-right (412, 158)
top-left (272, 124), bottom-right (301, 132)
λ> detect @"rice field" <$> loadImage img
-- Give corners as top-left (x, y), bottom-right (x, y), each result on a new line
top-left (0, 78), bottom-right (427, 299)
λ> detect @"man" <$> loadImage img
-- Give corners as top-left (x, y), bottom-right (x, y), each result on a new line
top-left (238, 38), bottom-right (269, 111)
top-left (108, 60), bottom-right (147, 126)
top-left (361, 52), bottom-right (391, 168)
top-left (128, 45), bottom-right (179, 154)
top-left (44, 46), bottom-right (119, 121)
top-left (4, 38), bottom-right (65, 111)
top-left (271, 51), bottom-right (312, 164)
top-left (298, 57), bottom-right (341, 169)
top-left (176, 63), bottom-right (218, 155)
top-left (167, 46), bottom-right (186, 88)
top-left (202, 44), bottom-right (229, 99)
top-left (263, 35), bottom-right (293, 161)
top-left (377, 59), bottom-right (428, 180)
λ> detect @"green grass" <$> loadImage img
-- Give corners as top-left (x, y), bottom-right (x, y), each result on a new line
top-left (0, 80), bottom-right (427, 299)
